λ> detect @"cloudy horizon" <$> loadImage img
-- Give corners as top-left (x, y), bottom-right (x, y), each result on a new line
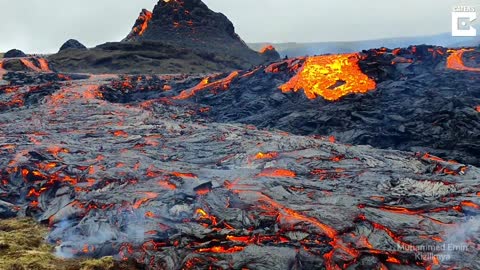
top-left (0, 0), bottom-right (479, 53)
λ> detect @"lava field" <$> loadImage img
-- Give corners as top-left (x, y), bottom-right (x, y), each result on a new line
top-left (0, 44), bottom-right (479, 270)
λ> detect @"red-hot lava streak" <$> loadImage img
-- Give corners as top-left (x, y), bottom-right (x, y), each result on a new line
top-left (254, 151), bottom-right (279, 160)
top-left (0, 60), bottom-right (5, 80)
top-left (133, 192), bottom-right (158, 209)
top-left (279, 54), bottom-right (377, 101)
top-left (20, 58), bottom-right (52, 73)
top-left (256, 168), bottom-right (296, 178)
top-left (446, 49), bottom-right (480, 72)
top-left (131, 10), bottom-right (153, 37)
top-left (38, 58), bottom-right (51, 72)
top-left (173, 71), bottom-right (239, 100)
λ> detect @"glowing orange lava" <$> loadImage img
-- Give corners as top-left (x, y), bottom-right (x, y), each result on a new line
top-left (279, 54), bottom-right (376, 101)
top-left (20, 58), bottom-right (51, 72)
top-left (260, 45), bottom-right (275, 54)
top-left (171, 172), bottom-right (197, 178)
top-left (475, 105), bottom-right (480, 112)
top-left (113, 130), bottom-right (128, 137)
top-left (131, 10), bottom-right (153, 37)
top-left (20, 59), bottom-right (40, 72)
top-left (0, 60), bottom-right (5, 80)
top-left (47, 146), bottom-right (69, 157)
top-left (446, 49), bottom-right (480, 72)
top-left (386, 256), bottom-right (401, 264)
top-left (173, 71), bottom-right (239, 100)
top-left (197, 246), bottom-right (244, 254)
top-left (195, 208), bottom-right (218, 227)
top-left (133, 192), bottom-right (158, 209)
top-left (257, 168), bottom-right (296, 178)
top-left (460, 200), bottom-right (480, 210)
top-left (157, 179), bottom-right (177, 190)
top-left (37, 58), bottom-right (51, 72)
top-left (257, 193), bottom-right (337, 238)
top-left (254, 152), bottom-right (279, 160)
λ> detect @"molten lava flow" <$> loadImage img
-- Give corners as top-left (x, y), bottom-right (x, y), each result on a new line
top-left (47, 146), bottom-right (69, 157)
top-left (171, 172), bottom-right (197, 178)
top-left (460, 200), bottom-right (480, 210)
top-left (446, 49), bottom-right (480, 72)
top-left (197, 246), bottom-right (244, 254)
top-left (82, 85), bottom-right (104, 100)
top-left (157, 179), bottom-right (177, 190)
top-left (421, 153), bottom-right (446, 163)
top-left (256, 168), bottom-right (296, 178)
top-left (133, 192), bottom-right (158, 209)
top-left (0, 60), bottom-right (5, 80)
top-left (195, 208), bottom-right (218, 227)
top-left (265, 58), bottom-right (304, 73)
top-left (139, 11), bottom-right (153, 35)
top-left (19, 58), bottom-right (52, 73)
top-left (37, 58), bottom-right (51, 72)
top-left (259, 45), bottom-right (275, 54)
top-left (195, 186), bottom-right (211, 196)
top-left (476, 106), bottom-right (480, 112)
top-left (386, 257), bottom-right (401, 264)
top-left (112, 130), bottom-right (128, 137)
top-left (279, 54), bottom-right (376, 101)
top-left (254, 152), bottom-right (279, 160)
top-left (125, 9), bottom-right (153, 40)
top-left (173, 71), bottom-right (239, 100)
top-left (256, 193), bottom-right (337, 239)
top-left (20, 59), bottom-right (40, 72)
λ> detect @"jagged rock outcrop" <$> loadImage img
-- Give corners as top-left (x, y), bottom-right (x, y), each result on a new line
top-left (4, 49), bottom-right (27, 58)
top-left (59, 39), bottom-right (87, 52)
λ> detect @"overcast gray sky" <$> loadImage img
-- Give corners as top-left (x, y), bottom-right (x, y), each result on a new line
top-left (0, 0), bottom-right (478, 53)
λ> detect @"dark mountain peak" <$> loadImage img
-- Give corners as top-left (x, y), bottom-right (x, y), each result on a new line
top-left (125, 0), bottom-right (241, 44)
top-left (121, 0), bottom-right (278, 67)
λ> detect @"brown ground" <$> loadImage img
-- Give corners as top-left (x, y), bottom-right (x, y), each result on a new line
top-left (0, 218), bottom-right (144, 270)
